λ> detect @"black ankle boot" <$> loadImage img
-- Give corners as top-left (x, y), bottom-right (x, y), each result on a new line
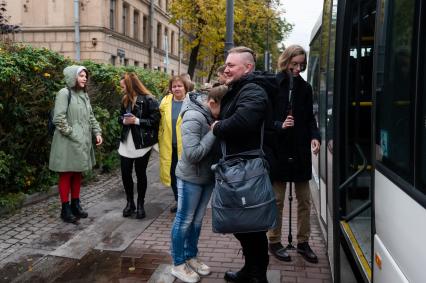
top-left (61, 202), bottom-right (77, 223)
top-left (70, 198), bottom-right (88, 218)
top-left (123, 198), bottom-right (136, 217)
top-left (224, 264), bottom-right (249, 282)
top-left (136, 199), bottom-right (145, 219)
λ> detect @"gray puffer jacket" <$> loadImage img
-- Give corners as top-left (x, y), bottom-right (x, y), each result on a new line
top-left (175, 92), bottom-right (216, 185)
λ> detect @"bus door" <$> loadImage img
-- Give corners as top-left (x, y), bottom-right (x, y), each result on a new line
top-left (334, 0), bottom-right (376, 282)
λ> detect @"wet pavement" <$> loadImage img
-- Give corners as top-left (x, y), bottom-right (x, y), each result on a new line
top-left (0, 152), bottom-right (332, 282)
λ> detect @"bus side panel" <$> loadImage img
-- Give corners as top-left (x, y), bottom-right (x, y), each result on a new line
top-left (374, 170), bottom-right (426, 283)
top-left (373, 235), bottom-right (408, 283)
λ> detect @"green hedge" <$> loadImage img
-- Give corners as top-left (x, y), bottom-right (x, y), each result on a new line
top-left (0, 43), bottom-right (169, 199)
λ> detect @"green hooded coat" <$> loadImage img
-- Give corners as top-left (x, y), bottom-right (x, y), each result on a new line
top-left (49, 65), bottom-right (101, 172)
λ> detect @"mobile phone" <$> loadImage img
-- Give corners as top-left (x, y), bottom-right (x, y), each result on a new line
top-left (124, 113), bottom-right (133, 117)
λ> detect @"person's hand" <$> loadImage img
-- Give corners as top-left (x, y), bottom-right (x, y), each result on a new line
top-left (311, 139), bottom-right (320, 155)
top-left (96, 135), bottom-right (103, 146)
top-left (282, 115), bottom-right (294, 129)
top-left (123, 114), bottom-right (136, 125)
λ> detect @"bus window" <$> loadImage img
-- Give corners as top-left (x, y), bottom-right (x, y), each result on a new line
top-left (376, 0), bottom-right (415, 183)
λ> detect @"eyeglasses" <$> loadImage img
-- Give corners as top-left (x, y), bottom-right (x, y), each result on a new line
top-left (289, 61), bottom-right (306, 69)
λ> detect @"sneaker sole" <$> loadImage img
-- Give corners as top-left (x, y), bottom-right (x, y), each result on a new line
top-left (171, 269), bottom-right (200, 283)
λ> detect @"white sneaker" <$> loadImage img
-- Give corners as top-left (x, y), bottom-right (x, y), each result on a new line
top-left (187, 257), bottom-right (211, 276)
top-left (171, 263), bottom-right (200, 283)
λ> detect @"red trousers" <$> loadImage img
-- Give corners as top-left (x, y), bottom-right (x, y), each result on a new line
top-left (58, 172), bottom-right (82, 203)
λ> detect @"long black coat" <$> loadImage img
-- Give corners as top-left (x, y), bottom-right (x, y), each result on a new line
top-left (212, 73), bottom-right (268, 156)
top-left (267, 72), bottom-right (320, 182)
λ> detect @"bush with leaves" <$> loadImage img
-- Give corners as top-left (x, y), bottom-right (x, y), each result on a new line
top-left (0, 42), bottom-right (169, 203)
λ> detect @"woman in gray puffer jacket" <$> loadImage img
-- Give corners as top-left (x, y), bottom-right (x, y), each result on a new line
top-left (170, 86), bottom-right (227, 283)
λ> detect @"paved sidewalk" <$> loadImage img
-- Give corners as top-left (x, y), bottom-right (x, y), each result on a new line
top-left (0, 152), bottom-right (331, 282)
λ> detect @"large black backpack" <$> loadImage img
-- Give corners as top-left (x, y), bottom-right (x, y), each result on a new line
top-left (48, 87), bottom-right (71, 136)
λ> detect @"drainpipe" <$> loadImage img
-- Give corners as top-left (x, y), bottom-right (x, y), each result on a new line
top-left (74, 0), bottom-right (81, 61)
top-left (149, 0), bottom-right (154, 69)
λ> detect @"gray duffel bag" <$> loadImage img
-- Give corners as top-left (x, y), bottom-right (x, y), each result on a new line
top-left (211, 131), bottom-right (277, 233)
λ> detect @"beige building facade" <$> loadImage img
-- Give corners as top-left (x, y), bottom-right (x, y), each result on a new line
top-left (8, 0), bottom-right (188, 76)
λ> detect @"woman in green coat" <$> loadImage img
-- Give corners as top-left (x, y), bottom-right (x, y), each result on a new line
top-left (49, 65), bottom-right (103, 223)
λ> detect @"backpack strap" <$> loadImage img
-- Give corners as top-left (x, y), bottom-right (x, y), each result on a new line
top-left (66, 87), bottom-right (72, 112)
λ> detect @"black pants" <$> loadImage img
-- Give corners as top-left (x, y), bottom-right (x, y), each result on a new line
top-left (120, 151), bottom-right (151, 201)
top-left (170, 145), bottom-right (178, 201)
top-left (234, 231), bottom-right (269, 278)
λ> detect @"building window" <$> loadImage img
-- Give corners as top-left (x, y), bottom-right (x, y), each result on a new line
top-left (123, 3), bottom-right (129, 35)
top-left (171, 31), bottom-right (175, 55)
top-left (144, 63), bottom-right (148, 69)
top-left (133, 11), bottom-right (140, 40)
top-left (135, 61), bottom-right (139, 67)
top-left (165, 0), bottom-right (169, 11)
top-left (109, 0), bottom-right (116, 30)
top-left (110, 55), bottom-right (116, 66)
top-left (142, 15), bottom-right (148, 43)
top-left (124, 59), bottom-right (129, 66)
top-left (171, 69), bottom-right (174, 76)
top-left (157, 23), bottom-right (162, 49)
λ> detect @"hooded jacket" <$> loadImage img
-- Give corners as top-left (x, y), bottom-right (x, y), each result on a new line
top-left (49, 65), bottom-right (101, 172)
top-left (175, 92), bottom-right (216, 185)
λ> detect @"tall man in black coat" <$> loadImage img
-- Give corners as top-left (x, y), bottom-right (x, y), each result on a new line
top-left (266, 45), bottom-right (321, 263)
top-left (212, 46), bottom-right (269, 283)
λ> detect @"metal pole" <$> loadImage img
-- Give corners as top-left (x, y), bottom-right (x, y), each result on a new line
top-left (164, 34), bottom-right (169, 73)
top-left (178, 20), bottom-right (182, 74)
top-left (224, 0), bottom-right (234, 59)
top-left (73, 0), bottom-right (81, 61)
top-left (264, 0), bottom-right (270, 71)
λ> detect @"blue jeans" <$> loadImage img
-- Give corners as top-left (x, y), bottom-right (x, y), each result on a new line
top-left (171, 177), bottom-right (213, 265)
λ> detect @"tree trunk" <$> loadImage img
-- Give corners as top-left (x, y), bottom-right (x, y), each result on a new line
top-left (187, 41), bottom-right (201, 79)
top-left (207, 54), bottom-right (219, 83)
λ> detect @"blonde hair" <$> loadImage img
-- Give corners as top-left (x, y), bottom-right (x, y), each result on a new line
top-left (228, 46), bottom-right (256, 64)
top-left (277, 45), bottom-right (307, 72)
top-left (168, 75), bottom-right (189, 93)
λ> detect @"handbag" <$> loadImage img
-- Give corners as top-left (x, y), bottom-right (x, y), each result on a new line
top-left (211, 124), bottom-right (277, 233)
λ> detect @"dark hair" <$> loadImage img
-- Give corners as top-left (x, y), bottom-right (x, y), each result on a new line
top-left (74, 69), bottom-right (89, 92)
top-left (207, 85), bottom-right (227, 103)
top-left (121, 72), bottom-right (152, 108)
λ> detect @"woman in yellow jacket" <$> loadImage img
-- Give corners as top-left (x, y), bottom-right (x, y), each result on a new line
top-left (159, 75), bottom-right (189, 213)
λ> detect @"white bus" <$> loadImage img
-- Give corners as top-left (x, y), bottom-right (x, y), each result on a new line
top-left (307, 0), bottom-right (426, 282)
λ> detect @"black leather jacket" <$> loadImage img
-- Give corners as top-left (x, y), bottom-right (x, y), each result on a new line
top-left (119, 94), bottom-right (160, 149)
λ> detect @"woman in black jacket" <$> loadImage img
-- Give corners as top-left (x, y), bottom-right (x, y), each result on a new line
top-left (118, 72), bottom-right (160, 219)
top-left (267, 45), bottom-right (321, 263)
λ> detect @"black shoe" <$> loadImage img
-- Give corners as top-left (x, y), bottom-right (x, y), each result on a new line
top-left (224, 271), bottom-right (249, 283)
top-left (70, 198), bottom-right (88, 218)
top-left (61, 202), bottom-right (78, 223)
top-left (269, 242), bottom-right (291, 262)
top-left (297, 242), bottom-right (318, 263)
top-left (136, 199), bottom-right (146, 219)
top-left (123, 200), bottom-right (136, 217)
top-left (170, 203), bottom-right (177, 213)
